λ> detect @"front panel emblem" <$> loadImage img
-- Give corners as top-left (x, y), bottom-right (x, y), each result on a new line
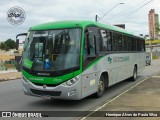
top-left (43, 85), bottom-right (47, 89)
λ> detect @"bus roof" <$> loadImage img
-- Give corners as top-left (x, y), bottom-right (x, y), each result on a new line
top-left (30, 20), bottom-right (141, 38)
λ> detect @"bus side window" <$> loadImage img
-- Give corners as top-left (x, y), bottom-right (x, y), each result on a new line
top-left (84, 27), bottom-right (99, 59)
top-left (123, 36), bottom-right (131, 51)
top-left (131, 38), bottom-right (136, 51)
top-left (141, 40), bottom-right (145, 51)
top-left (113, 33), bottom-right (122, 51)
top-left (100, 30), bottom-right (112, 52)
top-left (87, 34), bottom-right (96, 56)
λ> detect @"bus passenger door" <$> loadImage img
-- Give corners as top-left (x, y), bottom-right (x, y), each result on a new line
top-left (81, 27), bottom-right (99, 98)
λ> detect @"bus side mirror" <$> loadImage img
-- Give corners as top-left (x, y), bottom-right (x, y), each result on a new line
top-left (16, 39), bottom-right (19, 50)
top-left (16, 33), bottom-right (27, 50)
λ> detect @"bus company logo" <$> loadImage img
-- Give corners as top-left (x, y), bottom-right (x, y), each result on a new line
top-left (107, 57), bottom-right (112, 64)
top-left (7, 6), bottom-right (26, 25)
top-left (113, 56), bottom-right (129, 63)
top-left (108, 56), bottom-right (129, 64)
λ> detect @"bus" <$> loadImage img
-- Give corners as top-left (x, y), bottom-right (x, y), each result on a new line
top-left (18, 20), bottom-right (146, 100)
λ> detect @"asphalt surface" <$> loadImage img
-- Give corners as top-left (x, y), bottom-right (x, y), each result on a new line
top-left (84, 65), bottom-right (160, 120)
top-left (0, 60), bottom-right (160, 120)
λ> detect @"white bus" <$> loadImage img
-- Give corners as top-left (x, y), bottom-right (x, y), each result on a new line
top-left (19, 20), bottom-right (146, 100)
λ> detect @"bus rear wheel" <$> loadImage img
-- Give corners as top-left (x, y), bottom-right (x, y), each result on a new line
top-left (130, 66), bottom-right (137, 81)
top-left (95, 76), bottom-right (105, 98)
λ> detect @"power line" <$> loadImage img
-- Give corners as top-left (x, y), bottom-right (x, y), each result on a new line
top-left (106, 0), bottom-right (148, 20)
top-left (97, 3), bottom-right (124, 22)
top-left (96, 15), bottom-right (112, 25)
top-left (112, 0), bottom-right (154, 23)
top-left (101, 19), bottom-right (112, 25)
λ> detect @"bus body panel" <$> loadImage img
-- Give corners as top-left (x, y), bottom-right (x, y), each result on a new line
top-left (22, 75), bottom-right (82, 100)
top-left (81, 52), bottom-right (146, 95)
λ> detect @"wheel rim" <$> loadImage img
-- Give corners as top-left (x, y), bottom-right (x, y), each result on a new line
top-left (98, 80), bottom-right (104, 93)
top-left (133, 69), bottom-right (137, 79)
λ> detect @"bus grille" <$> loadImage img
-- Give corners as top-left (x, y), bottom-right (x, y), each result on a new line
top-left (30, 89), bottom-right (61, 96)
top-left (31, 82), bottom-right (60, 87)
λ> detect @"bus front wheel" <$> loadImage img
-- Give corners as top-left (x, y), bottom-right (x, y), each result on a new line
top-left (95, 76), bottom-right (105, 98)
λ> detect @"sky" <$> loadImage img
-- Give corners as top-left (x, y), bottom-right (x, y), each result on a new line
top-left (0, 0), bottom-right (159, 41)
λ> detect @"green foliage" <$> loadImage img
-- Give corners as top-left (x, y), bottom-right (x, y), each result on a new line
top-left (152, 55), bottom-right (158, 59)
top-left (4, 39), bottom-right (16, 49)
top-left (0, 39), bottom-right (16, 51)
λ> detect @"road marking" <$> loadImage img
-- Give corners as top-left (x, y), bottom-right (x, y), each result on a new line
top-left (152, 76), bottom-right (160, 78)
top-left (80, 77), bottom-right (149, 120)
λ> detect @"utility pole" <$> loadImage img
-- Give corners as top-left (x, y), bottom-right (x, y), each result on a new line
top-left (150, 38), bottom-right (153, 60)
top-left (95, 15), bottom-right (98, 22)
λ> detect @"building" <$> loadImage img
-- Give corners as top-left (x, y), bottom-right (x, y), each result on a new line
top-left (148, 9), bottom-right (159, 39)
top-left (114, 24), bottom-right (125, 29)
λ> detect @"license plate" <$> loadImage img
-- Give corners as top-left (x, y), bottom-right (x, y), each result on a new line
top-left (41, 96), bottom-right (50, 99)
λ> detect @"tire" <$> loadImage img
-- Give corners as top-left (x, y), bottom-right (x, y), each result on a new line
top-left (130, 66), bottom-right (137, 81)
top-left (95, 76), bottom-right (105, 98)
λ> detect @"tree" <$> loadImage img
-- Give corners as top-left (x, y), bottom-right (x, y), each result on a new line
top-left (4, 39), bottom-right (16, 49)
top-left (0, 43), bottom-right (5, 49)
top-left (0, 43), bottom-right (9, 51)
top-left (0, 39), bottom-right (16, 51)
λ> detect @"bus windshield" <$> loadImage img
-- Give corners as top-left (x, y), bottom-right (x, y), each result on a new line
top-left (22, 28), bottom-right (81, 72)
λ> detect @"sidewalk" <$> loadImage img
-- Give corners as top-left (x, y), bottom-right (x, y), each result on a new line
top-left (0, 72), bottom-right (21, 81)
top-left (84, 73), bottom-right (160, 120)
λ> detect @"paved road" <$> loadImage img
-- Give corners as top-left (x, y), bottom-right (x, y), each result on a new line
top-left (0, 60), bottom-right (160, 120)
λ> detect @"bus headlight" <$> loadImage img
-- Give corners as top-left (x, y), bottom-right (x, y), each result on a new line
top-left (64, 76), bottom-right (79, 86)
top-left (66, 79), bottom-right (78, 86)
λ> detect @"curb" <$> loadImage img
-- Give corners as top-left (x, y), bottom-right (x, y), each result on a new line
top-left (0, 77), bottom-right (21, 82)
top-left (0, 72), bottom-right (22, 82)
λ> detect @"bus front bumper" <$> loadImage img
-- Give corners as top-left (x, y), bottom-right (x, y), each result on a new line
top-left (22, 77), bottom-right (82, 100)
